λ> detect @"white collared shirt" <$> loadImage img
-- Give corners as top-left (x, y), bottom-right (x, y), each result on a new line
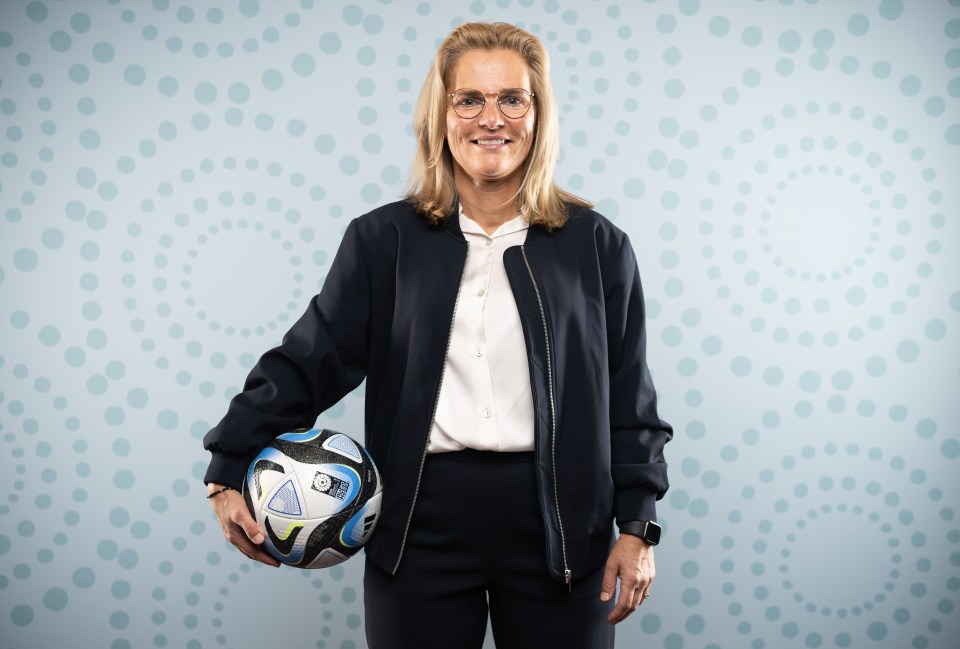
top-left (427, 210), bottom-right (536, 453)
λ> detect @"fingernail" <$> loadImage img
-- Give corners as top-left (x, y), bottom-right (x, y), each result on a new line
top-left (253, 533), bottom-right (264, 544)
top-left (600, 592), bottom-right (610, 602)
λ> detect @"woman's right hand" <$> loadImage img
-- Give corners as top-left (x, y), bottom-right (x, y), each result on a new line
top-left (207, 484), bottom-right (282, 567)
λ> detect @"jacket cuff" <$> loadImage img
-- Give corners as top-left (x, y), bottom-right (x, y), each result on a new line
top-left (203, 452), bottom-right (250, 491)
top-left (615, 487), bottom-right (659, 526)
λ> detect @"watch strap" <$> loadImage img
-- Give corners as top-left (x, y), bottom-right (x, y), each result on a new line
top-left (618, 520), bottom-right (661, 546)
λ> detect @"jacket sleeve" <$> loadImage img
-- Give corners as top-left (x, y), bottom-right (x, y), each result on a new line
top-left (202, 218), bottom-right (371, 488)
top-left (602, 230), bottom-right (672, 524)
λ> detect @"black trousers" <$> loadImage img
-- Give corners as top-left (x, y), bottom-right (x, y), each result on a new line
top-left (364, 450), bottom-right (615, 649)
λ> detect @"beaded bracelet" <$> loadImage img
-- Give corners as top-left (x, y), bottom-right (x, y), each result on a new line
top-left (206, 485), bottom-right (237, 499)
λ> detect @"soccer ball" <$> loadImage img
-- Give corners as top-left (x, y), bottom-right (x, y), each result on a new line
top-left (242, 428), bottom-right (383, 568)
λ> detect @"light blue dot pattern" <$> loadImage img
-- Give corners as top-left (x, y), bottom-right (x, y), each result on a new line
top-left (0, 3), bottom-right (957, 649)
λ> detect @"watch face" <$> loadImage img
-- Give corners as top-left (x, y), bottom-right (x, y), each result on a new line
top-left (645, 521), bottom-right (662, 545)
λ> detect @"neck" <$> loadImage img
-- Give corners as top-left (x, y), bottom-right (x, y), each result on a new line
top-left (453, 166), bottom-right (522, 235)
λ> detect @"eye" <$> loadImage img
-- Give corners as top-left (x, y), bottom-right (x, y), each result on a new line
top-left (500, 92), bottom-right (528, 107)
top-left (454, 92), bottom-right (484, 108)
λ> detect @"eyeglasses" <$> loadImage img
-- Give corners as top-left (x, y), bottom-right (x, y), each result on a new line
top-left (447, 88), bottom-right (535, 120)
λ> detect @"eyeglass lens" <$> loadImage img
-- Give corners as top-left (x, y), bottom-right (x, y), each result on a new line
top-left (450, 89), bottom-right (532, 119)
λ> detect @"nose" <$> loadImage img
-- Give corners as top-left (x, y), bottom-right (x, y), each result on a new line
top-left (477, 97), bottom-right (504, 128)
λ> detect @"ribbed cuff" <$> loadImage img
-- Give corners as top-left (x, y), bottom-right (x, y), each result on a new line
top-left (203, 452), bottom-right (250, 491)
top-left (615, 487), bottom-right (659, 527)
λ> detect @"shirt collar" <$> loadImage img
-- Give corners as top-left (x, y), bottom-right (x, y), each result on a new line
top-left (459, 207), bottom-right (529, 239)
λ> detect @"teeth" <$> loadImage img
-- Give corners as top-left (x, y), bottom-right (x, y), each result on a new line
top-left (477, 139), bottom-right (506, 145)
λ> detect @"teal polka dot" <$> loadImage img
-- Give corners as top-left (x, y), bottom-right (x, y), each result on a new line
top-left (292, 53), bottom-right (315, 76)
top-left (158, 409), bottom-right (179, 431)
top-left (899, 75), bottom-right (921, 96)
top-left (92, 42), bottom-right (113, 63)
top-left (656, 14), bottom-right (677, 34)
top-left (896, 339), bottom-right (919, 362)
top-left (357, 46), bottom-right (376, 65)
top-left (72, 567), bottom-right (95, 588)
top-left (763, 366), bottom-right (783, 386)
top-left (319, 32), bottom-right (340, 54)
top-left (114, 470), bottom-right (134, 489)
top-left (315, 134), bottom-right (335, 154)
top-left (363, 14), bottom-right (383, 35)
top-left (742, 25), bottom-right (762, 46)
top-left (831, 370), bottom-right (853, 390)
top-left (11, 603), bottom-right (33, 626)
top-left (262, 69), bottom-right (283, 90)
top-left (941, 439), bottom-right (960, 459)
top-left (79, 129), bottom-right (100, 149)
top-left (840, 56), bottom-right (860, 73)
top-left (41, 228), bottom-right (64, 249)
top-left (778, 30), bottom-right (801, 53)
top-left (42, 587), bottom-right (68, 611)
top-left (708, 16), bottom-right (731, 37)
top-left (846, 287), bottom-right (866, 306)
top-left (924, 319), bottom-right (946, 340)
top-left (946, 124), bottom-right (960, 146)
top-left (126, 388), bottom-right (148, 408)
top-left (50, 30), bottom-right (72, 52)
top-left (879, 0), bottom-right (904, 20)
top-left (26, 1), bottom-right (48, 22)
top-left (798, 371), bottom-right (820, 393)
top-left (624, 178), bottom-right (645, 199)
top-left (867, 622), bottom-right (887, 640)
top-left (39, 325), bottom-right (60, 346)
top-left (14, 248), bottom-right (38, 271)
top-left (866, 356), bottom-right (887, 377)
top-left (811, 28), bottom-right (834, 51)
top-left (238, 0), bottom-right (259, 17)
top-left (123, 65), bottom-right (145, 85)
top-left (848, 14), bottom-right (870, 36)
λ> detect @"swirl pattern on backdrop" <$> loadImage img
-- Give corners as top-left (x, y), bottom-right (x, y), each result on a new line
top-left (1, 1), bottom-right (958, 648)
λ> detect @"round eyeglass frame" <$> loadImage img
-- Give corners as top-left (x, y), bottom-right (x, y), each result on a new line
top-left (446, 88), bottom-right (535, 120)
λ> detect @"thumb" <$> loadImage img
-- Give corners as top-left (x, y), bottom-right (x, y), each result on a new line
top-left (235, 506), bottom-right (265, 545)
top-left (600, 557), bottom-right (618, 602)
top-left (245, 520), bottom-right (265, 546)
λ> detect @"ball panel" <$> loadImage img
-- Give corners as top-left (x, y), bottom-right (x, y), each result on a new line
top-left (247, 447), bottom-right (291, 505)
top-left (305, 548), bottom-right (349, 569)
top-left (340, 490), bottom-right (382, 548)
top-left (296, 463), bottom-right (361, 519)
top-left (321, 433), bottom-right (362, 462)
top-left (264, 516), bottom-right (306, 561)
top-left (266, 478), bottom-right (303, 516)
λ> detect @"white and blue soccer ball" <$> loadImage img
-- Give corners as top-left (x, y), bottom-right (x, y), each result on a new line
top-left (242, 428), bottom-right (383, 568)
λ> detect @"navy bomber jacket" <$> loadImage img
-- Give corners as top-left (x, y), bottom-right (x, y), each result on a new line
top-left (203, 199), bottom-right (672, 586)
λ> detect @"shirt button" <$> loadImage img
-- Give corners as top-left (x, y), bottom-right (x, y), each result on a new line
top-left (474, 348), bottom-right (483, 357)
top-left (485, 239), bottom-right (493, 247)
top-left (482, 409), bottom-right (492, 419)
top-left (477, 288), bottom-right (486, 297)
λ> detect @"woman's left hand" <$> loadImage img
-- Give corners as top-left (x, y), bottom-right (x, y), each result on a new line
top-left (600, 534), bottom-right (656, 624)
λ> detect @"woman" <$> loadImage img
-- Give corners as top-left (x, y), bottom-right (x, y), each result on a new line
top-left (204, 21), bottom-right (671, 648)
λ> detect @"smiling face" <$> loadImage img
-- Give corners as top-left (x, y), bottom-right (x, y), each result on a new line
top-left (445, 49), bottom-right (536, 191)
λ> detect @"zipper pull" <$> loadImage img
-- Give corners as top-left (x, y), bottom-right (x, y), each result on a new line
top-left (565, 569), bottom-right (572, 592)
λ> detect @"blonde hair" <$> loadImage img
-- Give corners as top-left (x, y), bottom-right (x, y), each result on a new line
top-left (406, 21), bottom-right (591, 230)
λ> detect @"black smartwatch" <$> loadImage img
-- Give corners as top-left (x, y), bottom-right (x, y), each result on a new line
top-left (618, 520), bottom-right (662, 546)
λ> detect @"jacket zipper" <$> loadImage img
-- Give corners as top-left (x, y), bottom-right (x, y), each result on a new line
top-left (521, 245), bottom-right (572, 591)
top-left (392, 246), bottom-right (468, 574)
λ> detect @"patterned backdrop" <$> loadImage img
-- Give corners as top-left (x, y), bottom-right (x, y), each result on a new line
top-left (1, 0), bottom-right (958, 647)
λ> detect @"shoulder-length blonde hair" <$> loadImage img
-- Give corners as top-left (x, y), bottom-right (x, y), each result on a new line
top-left (406, 21), bottom-right (591, 231)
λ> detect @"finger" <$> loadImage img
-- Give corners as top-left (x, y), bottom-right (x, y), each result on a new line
top-left (608, 579), bottom-right (638, 624)
top-left (230, 527), bottom-right (281, 567)
top-left (223, 499), bottom-right (264, 545)
top-left (599, 559), bottom-right (619, 603)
